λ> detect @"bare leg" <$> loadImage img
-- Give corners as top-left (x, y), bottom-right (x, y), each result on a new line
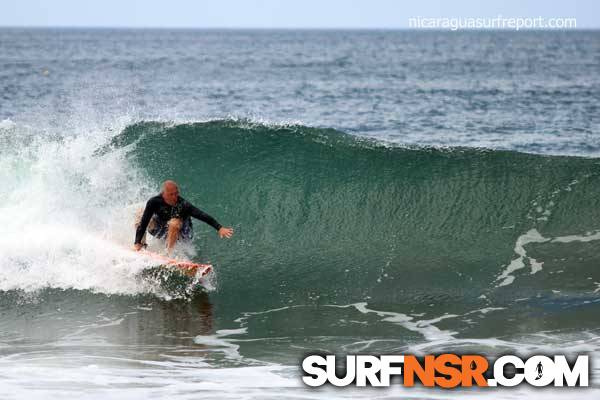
top-left (166, 218), bottom-right (183, 255)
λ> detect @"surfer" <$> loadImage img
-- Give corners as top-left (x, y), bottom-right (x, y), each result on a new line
top-left (133, 180), bottom-right (233, 253)
top-left (535, 361), bottom-right (543, 380)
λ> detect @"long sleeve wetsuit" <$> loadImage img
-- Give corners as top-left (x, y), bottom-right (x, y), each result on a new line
top-left (134, 195), bottom-right (222, 244)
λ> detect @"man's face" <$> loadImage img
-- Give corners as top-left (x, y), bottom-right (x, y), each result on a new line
top-left (162, 185), bottom-right (179, 206)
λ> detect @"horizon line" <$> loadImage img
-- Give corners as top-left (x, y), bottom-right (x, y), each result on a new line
top-left (1, 25), bottom-right (599, 31)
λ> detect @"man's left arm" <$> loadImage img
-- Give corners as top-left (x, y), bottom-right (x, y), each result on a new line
top-left (188, 203), bottom-right (222, 231)
top-left (187, 202), bottom-right (234, 238)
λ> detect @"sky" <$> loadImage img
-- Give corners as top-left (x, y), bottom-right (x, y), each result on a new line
top-left (1, 0), bottom-right (598, 29)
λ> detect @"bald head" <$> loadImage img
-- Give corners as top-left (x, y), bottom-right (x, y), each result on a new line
top-left (162, 180), bottom-right (178, 192)
top-left (161, 180), bottom-right (179, 206)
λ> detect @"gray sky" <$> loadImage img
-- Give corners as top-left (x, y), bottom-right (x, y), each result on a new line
top-left (1, 0), bottom-right (598, 28)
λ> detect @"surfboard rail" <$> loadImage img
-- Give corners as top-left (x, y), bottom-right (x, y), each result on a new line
top-left (139, 249), bottom-right (212, 278)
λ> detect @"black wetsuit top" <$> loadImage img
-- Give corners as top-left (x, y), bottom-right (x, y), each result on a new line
top-left (134, 195), bottom-right (222, 244)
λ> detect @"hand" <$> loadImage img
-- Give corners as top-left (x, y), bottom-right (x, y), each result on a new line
top-left (133, 243), bottom-right (144, 251)
top-left (218, 227), bottom-right (234, 239)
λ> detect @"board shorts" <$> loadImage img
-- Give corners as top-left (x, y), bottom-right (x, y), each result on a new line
top-left (148, 216), bottom-right (194, 241)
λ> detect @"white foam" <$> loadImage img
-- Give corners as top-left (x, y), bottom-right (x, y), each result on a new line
top-left (552, 231), bottom-right (600, 243)
top-left (0, 118), bottom-right (16, 129)
top-left (216, 328), bottom-right (248, 337)
top-left (496, 228), bottom-right (600, 288)
top-left (470, 307), bottom-right (506, 314)
top-left (0, 119), bottom-right (167, 295)
top-left (496, 229), bottom-right (549, 287)
top-left (330, 302), bottom-right (457, 342)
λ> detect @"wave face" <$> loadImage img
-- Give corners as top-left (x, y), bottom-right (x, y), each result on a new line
top-left (108, 120), bottom-right (600, 312)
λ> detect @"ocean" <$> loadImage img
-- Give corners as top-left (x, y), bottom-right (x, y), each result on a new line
top-left (1, 28), bottom-right (600, 399)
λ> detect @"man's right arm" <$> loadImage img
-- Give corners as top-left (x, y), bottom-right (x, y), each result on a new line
top-left (134, 199), bottom-right (156, 244)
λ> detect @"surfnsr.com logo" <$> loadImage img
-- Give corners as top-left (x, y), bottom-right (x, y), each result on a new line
top-left (302, 354), bottom-right (589, 388)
